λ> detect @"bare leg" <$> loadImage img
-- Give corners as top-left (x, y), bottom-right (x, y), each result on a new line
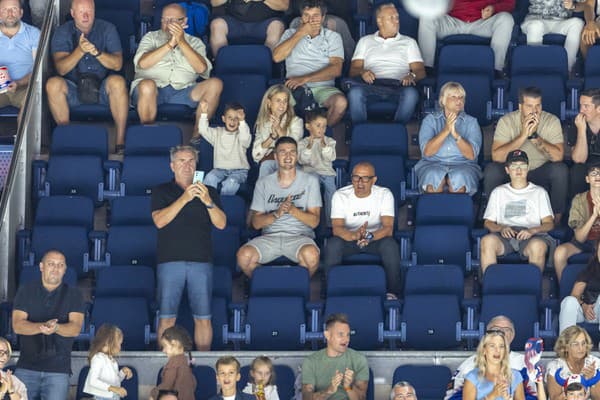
top-left (264, 19), bottom-right (285, 50)
top-left (323, 93), bottom-right (347, 126)
top-left (45, 76), bottom-right (70, 124)
top-left (194, 319), bottom-right (212, 351)
top-left (480, 234), bottom-right (505, 273)
top-left (136, 79), bottom-right (158, 124)
top-left (191, 77), bottom-right (223, 130)
top-left (105, 75), bottom-right (129, 147)
top-left (523, 238), bottom-right (548, 272)
top-left (554, 242), bottom-right (582, 282)
top-left (210, 18), bottom-right (229, 58)
top-left (296, 244), bottom-right (320, 276)
top-left (157, 317), bottom-right (176, 348)
top-left (237, 245), bottom-right (261, 277)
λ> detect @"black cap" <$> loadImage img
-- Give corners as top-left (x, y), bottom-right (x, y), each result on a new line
top-left (506, 149), bottom-right (529, 165)
top-left (587, 159), bottom-right (600, 173)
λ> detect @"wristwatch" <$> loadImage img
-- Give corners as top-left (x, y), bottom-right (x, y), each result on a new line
top-left (408, 72), bottom-right (416, 79)
top-left (364, 231), bottom-right (374, 241)
top-left (205, 202), bottom-right (215, 209)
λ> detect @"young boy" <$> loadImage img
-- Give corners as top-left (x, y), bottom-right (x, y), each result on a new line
top-left (565, 382), bottom-right (589, 400)
top-left (192, 101), bottom-right (251, 195)
top-left (298, 109), bottom-right (337, 224)
top-left (210, 356), bottom-right (254, 400)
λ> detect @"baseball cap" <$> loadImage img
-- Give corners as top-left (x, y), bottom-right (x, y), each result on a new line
top-left (587, 159), bottom-right (600, 173)
top-left (506, 149), bottom-right (529, 165)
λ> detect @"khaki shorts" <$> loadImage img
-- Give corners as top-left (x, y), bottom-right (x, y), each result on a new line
top-left (0, 86), bottom-right (27, 108)
top-left (310, 86), bottom-right (343, 106)
top-left (245, 233), bottom-right (319, 264)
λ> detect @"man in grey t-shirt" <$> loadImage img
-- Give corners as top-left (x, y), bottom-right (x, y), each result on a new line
top-left (237, 136), bottom-right (322, 277)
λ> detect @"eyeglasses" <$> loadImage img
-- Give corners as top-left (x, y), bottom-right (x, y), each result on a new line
top-left (351, 175), bottom-right (375, 183)
top-left (0, 6), bottom-right (19, 14)
top-left (508, 163), bottom-right (528, 171)
top-left (569, 340), bottom-right (588, 348)
top-left (161, 17), bottom-right (185, 23)
top-left (486, 329), bottom-right (506, 337)
top-left (589, 169), bottom-right (600, 176)
top-left (0, 350), bottom-right (10, 357)
top-left (393, 394), bottom-right (416, 400)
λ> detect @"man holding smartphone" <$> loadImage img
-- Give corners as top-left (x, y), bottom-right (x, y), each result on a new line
top-left (484, 86), bottom-right (567, 224)
top-left (151, 145), bottom-right (226, 351)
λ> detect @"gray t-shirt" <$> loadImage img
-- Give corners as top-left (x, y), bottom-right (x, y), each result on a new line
top-left (250, 170), bottom-right (322, 237)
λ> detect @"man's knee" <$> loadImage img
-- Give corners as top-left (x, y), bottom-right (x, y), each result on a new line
top-left (328, 93), bottom-right (347, 112)
top-left (525, 239), bottom-right (548, 258)
top-left (377, 236), bottom-right (400, 254)
top-left (549, 162), bottom-right (568, 181)
top-left (200, 77), bottom-right (223, 95)
top-left (237, 245), bottom-right (258, 267)
top-left (266, 19), bottom-right (285, 35)
top-left (105, 75), bottom-right (127, 94)
top-left (210, 18), bottom-right (228, 35)
top-left (45, 76), bottom-right (66, 95)
top-left (493, 11), bottom-right (514, 27)
top-left (137, 79), bottom-right (157, 98)
top-left (298, 244), bottom-right (320, 267)
top-left (481, 234), bottom-right (501, 254)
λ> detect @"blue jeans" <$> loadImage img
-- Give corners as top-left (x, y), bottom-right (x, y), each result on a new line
top-left (157, 261), bottom-right (213, 320)
top-left (348, 83), bottom-right (419, 123)
top-left (204, 168), bottom-right (248, 195)
top-left (15, 368), bottom-right (70, 400)
top-left (319, 175), bottom-right (336, 225)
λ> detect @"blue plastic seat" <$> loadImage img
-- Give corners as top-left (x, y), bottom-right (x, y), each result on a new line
top-left (109, 196), bottom-right (153, 226)
top-left (105, 225), bottom-right (157, 267)
top-left (50, 125), bottom-right (109, 159)
top-left (76, 365), bottom-right (139, 400)
top-left (392, 364), bottom-right (453, 400)
top-left (214, 45), bottom-right (273, 80)
top-left (120, 155), bottom-right (173, 195)
top-left (90, 297), bottom-right (151, 350)
top-left (44, 155), bottom-right (104, 203)
top-left (95, 265), bottom-right (155, 304)
top-left (124, 125), bottom-right (182, 156)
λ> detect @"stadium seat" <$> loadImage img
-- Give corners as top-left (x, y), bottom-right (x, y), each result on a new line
top-left (118, 155), bottom-right (173, 196)
top-left (215, 74), bottom-right (267, 128)
top-left (410, 225), bottom-right (472, 270)
top-left (40, 155), bottom-right (105, 203)
top-left (392, 364), bottom-right (453, 400)
top-left (157, 365), bottom-right (217, 400)
top-left (584, 46), bottom-right (600, 90)
top-left (124, 125), bottom-right (182, 156)
top-left (95, 265), bottom-right (155, 304)
top-left (238, 364), bottom-right (296, 400)
top-left (76, 365), bottom-right (139, 400)
top-left (104, 225), bottom-right (157, 267)
top-left (109, 196), bottom-right (153, 226)
top-left (50, 125), bottom-right (109, 159)
top-left (33, 195), bottom-right (95, 231)
top-left (212, 226), bottom-right (241, 272)
top-left (414, 193), bottom-right (474, 227)
top-left (214, 45), bottom-right (273, 80)
top-left (95, 9), bottom-right (137, 58)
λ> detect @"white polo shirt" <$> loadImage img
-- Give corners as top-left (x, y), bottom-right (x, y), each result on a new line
top-left (331, 185), bottom-right (395, 231)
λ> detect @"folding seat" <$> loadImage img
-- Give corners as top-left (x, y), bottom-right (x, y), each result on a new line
top-left (584, 46), bottom-right (600, 90)
top-left (124, 125), bottom-right (182, 156)
top-left (211, 226), bottom-right (240, 272)
top-left (50, 125), bottom-right (109, 159)
top-left (392, 365), bottom-right (453, 400)
top-left (105, 225), bottom-right (157, 267)
top-left (90, 297), bottom-right (152, 350)
top-left (119, 155), bottom-right (173, 195)
top-left (33, 195), bottom-right (95, 230)
top-left (478, 264), bottom-right (543, 350)
top-left (109, 196), bottom-right (153, 226)
top-left (214, 45), bottom-right (273, 80)
top-left (238, 364), bottom-right (296, 400)
top-left (95, 265), bottom-right (155, 304)
top-left (157, 365), bottom-right (217, 400)
top-left (219, 195), bottom-right (246, 232)
top-left (215, 74), bottom-right (267, 128)
top-left (41, 155), bottom-right (104, 203)
top-left (76, 365), bottom-right (139, 400)
top-left (95, 9), bottom-right (137, 58)
top-left (400, 265), bottom-right (465, 349)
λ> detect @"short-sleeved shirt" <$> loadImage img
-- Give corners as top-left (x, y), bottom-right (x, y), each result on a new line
top-left (546, 355), bottom-right (600, 383)
top-left (351, 31), bottom-right (422, 81)
top-left (493, 110), bottom-right (564, 170)
top-left (13, 281), bottom-right (85, 374)
top-left (0, 22), bottom-right (40, 81)
top-left (331, 185), bottom-right (395, 232)
top-left (132, 29), bottom-right (211, 92)
top-left (302, 348), bottom-right (369, 400)
top-left (528, 0), bottom-right (581, 19)
top-left (51, 19), bottom-right (122, 82)
top-left (568, 191), bottom-right (600, 241)
top-left (279, 27), bottom-right (343, 88)
top-left (483, 182), bottom-right (553, 228)
top-left (250, 169), bottom-right (322, 237)
top-left (465, 368), bottom-right (523, 400)
top-left (151, 180), bottom-right (222, 264)
top-left (568, 122), bottom-right (600, 164)
top-left (226, 0), bottom-right (282, 22)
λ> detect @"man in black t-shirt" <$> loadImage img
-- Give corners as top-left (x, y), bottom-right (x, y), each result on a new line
top-left (570, 88), bottom-right (600, 197)
top-left (13, 250), bottom-right (85, 400)
top-left (151, 145), bottom-right (226, 351)
top-left (209, 0), bottom-right (289, 56)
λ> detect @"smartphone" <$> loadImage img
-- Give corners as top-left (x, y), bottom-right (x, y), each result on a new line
top-left (193, 170), bottom-right (204, 184)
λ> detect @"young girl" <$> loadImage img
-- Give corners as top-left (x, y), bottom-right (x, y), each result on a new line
top-left (242, 356), bottom-right (280, 400)
top-left (150, 326), bottom-right (197, 400)
top-left (83, 324), bottom-right (132, 399)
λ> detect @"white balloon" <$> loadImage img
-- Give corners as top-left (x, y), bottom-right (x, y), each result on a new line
top-left (402, 0), bottom-right (451, 19)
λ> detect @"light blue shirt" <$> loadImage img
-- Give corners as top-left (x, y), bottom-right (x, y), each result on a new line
top-left (279, 27), bottom-right (343, 88)
top-left (418, 111), bottom-right (482, 163)
top-left (0, 22), bottom-right (40, 81)
top-left (465, 368), bottom-right (523, 400)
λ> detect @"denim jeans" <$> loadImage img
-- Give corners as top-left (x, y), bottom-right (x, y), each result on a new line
top-left (15, 368), bottom-right (70, 400)
top-left (204, 168), bottom-right (248, 195)
top-left (347, 83), bottom-right (419, 124)
top-left (319, 175), bottom-right (336, 224)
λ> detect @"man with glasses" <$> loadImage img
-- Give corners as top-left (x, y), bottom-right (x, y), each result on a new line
top-left (132, 3), bottom-right (222, 130)
top-left (322, 161), bottom-right (402, 299)
top-left (480, 149), bottom-right (555, 273)
top-left (484, 86), bottom-right (567, 224)
top-left (554, 160), bottom-right (600, 282)
top-left (237, 136), bottom-right (322, 277)
top-left (12, 250), bottom-right (85, 400)
top-left (390, 382), bottom-right (417, 400)
top-left (444, 316), bottom-right (538, 400)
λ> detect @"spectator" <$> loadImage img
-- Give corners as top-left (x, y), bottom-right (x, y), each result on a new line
top-left (253, 84), bottom-right (303, 178)
top-left (554, 162), bottom-right (600, 282)
top-left (242, 356), bottom-right (279, 400)
top-left (463, 331), bottom-right (526, 400)
top-left (565, 382), bottom-right (590, 400)
top-left (323, 161), bottom-right (402, 299)
top-left (273, 0), bottom-right (346, 127)
top-left (444, 316), bottom-right (539, 400)
top-left (301, 313), bottom-right (369, 400)
top-left (390, 382), bottom-right (417, 400)
top-left (0, 337), bottom-right (27, 400)
top-left (132, 3), bottom-right (222, 130)
top-left (151, 145), bottom-right (226, 351)
top-left (521, 0), bottom-right (584, 72)
top-left (209, 356), bottom-right (254, 400)
top-left (480, 150), bottom-right (555, 273)
top-left (559, 239), bottom-right (600, 333)
top-left (46, 0), bottom-right (128, 154)
top-left (347, 2), bottom-right (425, 125)
top-left (546, 326), bottom-right (600, 400)
top-left (569, 89), bottom-right (600, 198)
top-left (578, 0), bottom-right (600, 58)
top-left (12, 250), bottom-right (85, 400)
top-left (150, 326), bottom-right (196, 400)
top-left (209, 0), bottom-right (288, 57)
top-left (0, 0), bottom-right (40, 125)
top-left (484, 87), bottom-right (567, 223)
top-left (157, 390), bottom-right (180, 400)
top-left (418, 0), bottom-right (514, 75)
top-left (414, 82), bottom-right (482, 195)
top-left (298, 109), bottom-right (336, 223)
top-left (237, 137), bottom-right (321, 277)
top-left (192, 101), bottom-right (251, 196)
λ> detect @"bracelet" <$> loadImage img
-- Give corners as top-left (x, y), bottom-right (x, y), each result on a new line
top-left (272, 211), bottom-right (280, 219)
top-left (270, 134), bottom-right (278, 140)
top-left (205, 202), bottom-right (215, 209)
top-left (455, 135), bottom-right (461, 142)
top-left (408, 71), bottom-right (416, 79)
top-left (94, 50), bottom-right (102, 58)
top-left (167, 42), bottom-right (176, 50)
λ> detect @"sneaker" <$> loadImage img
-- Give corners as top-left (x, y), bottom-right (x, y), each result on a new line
top-left (115, 144), bottom-right (125, 155)
top-left (386, 292), bottom-right (398, 300)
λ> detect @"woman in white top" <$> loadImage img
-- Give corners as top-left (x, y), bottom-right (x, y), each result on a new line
top-left (253, 84), bottom-right (304, 178)
top-left (0, 336), bottom-right (27, 399)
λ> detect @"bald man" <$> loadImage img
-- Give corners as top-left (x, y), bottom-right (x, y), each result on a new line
top-left (131, 3), bottom-right (222, 130)
top-left (46, 0), bottom-right (129, 153)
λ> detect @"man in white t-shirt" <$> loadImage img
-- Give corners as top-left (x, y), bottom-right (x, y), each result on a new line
top-left (323, 161), bottom-right (402, 297)
top-left (347, 3), bottom-right (425, 124)
top-left (481, 149), bottom-right (555, 273)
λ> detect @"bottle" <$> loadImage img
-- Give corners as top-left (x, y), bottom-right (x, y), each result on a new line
top-left (255, 383), bottom-right (266, 400)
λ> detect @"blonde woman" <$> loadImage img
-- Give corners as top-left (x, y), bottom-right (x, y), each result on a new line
top-left (0, 337), bottom-right (26, 399)
top-left (546, 326), bottom-right (600, 400)
top-left (463, 331), bottom-right (525, 400)
top-left (253, 84), bottom-right (304, 178)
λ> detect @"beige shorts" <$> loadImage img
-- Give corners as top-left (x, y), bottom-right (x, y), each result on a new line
top-left (310, 86), bottom-right (344, 106)
top-left (245, 233), bottom-right (319, 264)
top-left (0, 86), bottom-right (27, 108)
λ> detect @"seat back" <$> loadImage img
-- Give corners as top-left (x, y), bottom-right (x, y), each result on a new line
top-left (584, 46), bottom-right (600, 89)
top-left (215, 45), bottom-right (273, 79)
top-left (110, 196), bottom-right (153, 226)
top-left (215, 74), bottom-right (267, 128)
top-left (250, 265), bottom-right (310, 300)
top-left (413, 225), bottom-right (470, 267)
top-left (51, 125), bottom-right (108, 159)
top-left (106, 225), bottom-right (157, 267)
top-left (124, 125), bottom-right (183, 156)
top-left (246, 296), bottom-right (306, 350)
top-left (46, 155), bottom-right (103, 202)
top-left (349, 155), bottom-right (405, 204)
top-left (350, 123), bottom-right (409, 158)
top-left (95, 265), bottom-right (155, 303)
top-left (34, 195), bottom-right (95, 231)
top-left (392, 365), bottom-right (453, 400)
top-left (121, 155), bottom-right (173, 195)
top-left (91, 297), bottom-right (149, 350)
top-left (31, 225), bottom-right (90, 277)
top-left (415, 193), bottom-right (474, 227)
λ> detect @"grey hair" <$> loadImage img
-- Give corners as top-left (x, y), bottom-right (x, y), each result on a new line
top-left (169, 145), bottom-right (198, 162)
top-left (486, 315), bottom-right (515, 332)
top-left (390, 381), bottom-right (416, 400)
